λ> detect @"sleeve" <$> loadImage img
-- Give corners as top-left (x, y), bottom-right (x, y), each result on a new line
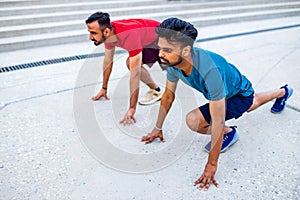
top-left (166, 67), bottom-right (179, 83)
top-left (203, 68), bottom-right (226, 101)
top-left (104, 42), bottom-right (114, 50)
top-left (122, 31), bottom-right (143, 57)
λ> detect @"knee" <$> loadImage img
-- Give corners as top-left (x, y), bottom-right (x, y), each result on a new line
top-left (186, 110), bottom-right (209, 134)
top-left (186, 111), bottom-right (201, 133)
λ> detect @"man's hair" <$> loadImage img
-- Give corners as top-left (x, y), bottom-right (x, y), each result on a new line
top-left (156, 17), bottom-right (198, 48)
top-left (85, 12), bottom-right (112, 30)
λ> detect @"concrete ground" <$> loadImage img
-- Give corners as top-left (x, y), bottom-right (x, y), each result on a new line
top-left (0, 17), bottom-right (299, 199)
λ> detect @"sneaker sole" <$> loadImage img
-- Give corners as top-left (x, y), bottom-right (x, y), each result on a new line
top-left (220, 133), bottom-right (239, 153)
top-left (204, 133), bottom-right (239, 153)
top-left (138, 95), bottom-right (162, 105)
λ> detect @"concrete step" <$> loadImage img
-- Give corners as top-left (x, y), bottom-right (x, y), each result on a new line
top-left (0, 1), bottom-right (236, 17)
top-left (1, 0), bottom-right (300, 52)
top-left (1, 8), bottom-right (300, 52)
top-left (0, 0), bottom-right (165, 27)
top-left (6, 0), bottom-right (293, 17)
top-left (0, 2), bottom-right (224, 27)
top-left (189, 7), bottom-right (300, 26)
top-left (0, 0), bottom-right (36, 7)
top-left (1, 1), bottom-right (299, 38)
top-left (1, 1), bottom-right (299, 26)
top-left (0, 0), bottom-right (162, 7)
top-left (0, 0), bottom-right (298, 7)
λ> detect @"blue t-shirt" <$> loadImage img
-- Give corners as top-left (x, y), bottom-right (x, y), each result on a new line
top-left (167, 47), bottom-right (254, 100)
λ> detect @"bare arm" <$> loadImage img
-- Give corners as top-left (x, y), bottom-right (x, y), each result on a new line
top-left (194, 97), bottom-right (226, 190)
top-left (129, 52), bottom-right (142, 110)
top-left (208, 98), bottom-right (226, 165)
top-left (120, 52), bottom-right (142, 125)
top-left (141, 80), bottom-right (178, 143)
top-left (102, 47), bottom-right (115, 88)
top-left (92, 47), bottom-right (115, 100)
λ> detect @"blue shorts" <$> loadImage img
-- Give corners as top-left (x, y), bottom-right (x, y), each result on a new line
top-left (199, 93), bottom-right (254, 124)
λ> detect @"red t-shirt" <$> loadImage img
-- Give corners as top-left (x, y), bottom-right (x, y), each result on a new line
top-left (104, 19), bottom-right (160, 57)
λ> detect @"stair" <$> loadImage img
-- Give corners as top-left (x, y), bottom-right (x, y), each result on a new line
top-left (0, 0), bottom-right (299, 52)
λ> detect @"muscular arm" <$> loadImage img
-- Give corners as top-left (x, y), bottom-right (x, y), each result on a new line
top-left (128, 52), bottom-right (142, 110)
top-left (208, 98), bottom-right (226, 166)
top-left (194, 97), bottom-right (226, 190)
top-left (91, 47), bottom-right (115, 101)
top-left (141, 80), bottom-right (178, 143)
top-left (155, 80), bottom-right (177, 128)
top-left (119, 52), bottom-right (143, 125)
top-left (102, 47), bottom-right (115, 89)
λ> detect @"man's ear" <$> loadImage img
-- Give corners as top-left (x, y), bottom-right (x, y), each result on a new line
top-left (182, 45), bottom-right (191, 57)
top-left (103, 27), bottom-right (110, 36)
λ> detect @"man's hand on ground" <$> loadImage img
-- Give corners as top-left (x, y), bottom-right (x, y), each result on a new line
top-left (120, 108), bottom-right (136, 125)
top-left (141, 128), bottom-right (164, 144)
top-left (194, 162), bottom-right (219, 191)
top-left (91, 88), bottom-right (110, 101)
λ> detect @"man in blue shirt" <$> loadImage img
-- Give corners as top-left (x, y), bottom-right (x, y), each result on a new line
top-left (141, 18), bottom-right (293, 190)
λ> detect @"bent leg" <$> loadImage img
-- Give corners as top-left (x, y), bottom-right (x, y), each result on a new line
top-left (140, 66), bottom-right (158, 90)
top-left (247, 88), bottom-right (285, 112)
top-left (186, 108), bottom-right (232, 134)
top-left (126, 57), bottom-right (157, 90)
top-left (186, 108), bottom-right (210, 134)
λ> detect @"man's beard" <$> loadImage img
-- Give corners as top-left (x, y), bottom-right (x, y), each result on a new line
top-left (92, 36), bottom-right (106, 46)
top-left (160, 56), bottom-right (183, 69)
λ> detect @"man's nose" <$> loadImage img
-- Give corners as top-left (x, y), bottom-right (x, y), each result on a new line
top-left (159, 50), bottom-right (164, 58)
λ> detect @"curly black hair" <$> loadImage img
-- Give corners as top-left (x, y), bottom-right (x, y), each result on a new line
top-left (156, 17), bottom-right (198, 48)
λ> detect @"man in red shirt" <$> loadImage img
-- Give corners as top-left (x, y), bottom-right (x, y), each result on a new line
top-left (86, 12), bottom-right (162, 125)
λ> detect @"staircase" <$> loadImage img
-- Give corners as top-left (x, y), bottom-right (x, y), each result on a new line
top-left (0, 0), bottom-right (300, 52)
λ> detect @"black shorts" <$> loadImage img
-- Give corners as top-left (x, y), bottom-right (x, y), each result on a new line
top-left (199, 93), bottom-right (254, 124)
top-left (142, 42), bottom-right (161, 67)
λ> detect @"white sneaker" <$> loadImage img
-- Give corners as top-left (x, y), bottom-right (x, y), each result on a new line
top-left (139, 89), bottom-right (162, 105)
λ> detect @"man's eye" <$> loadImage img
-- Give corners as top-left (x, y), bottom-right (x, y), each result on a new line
top-left (165, 48), bottom-right (172, 53)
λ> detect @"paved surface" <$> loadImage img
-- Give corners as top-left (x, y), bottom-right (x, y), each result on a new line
top-left (1, 17), bottom-right (300, 199)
